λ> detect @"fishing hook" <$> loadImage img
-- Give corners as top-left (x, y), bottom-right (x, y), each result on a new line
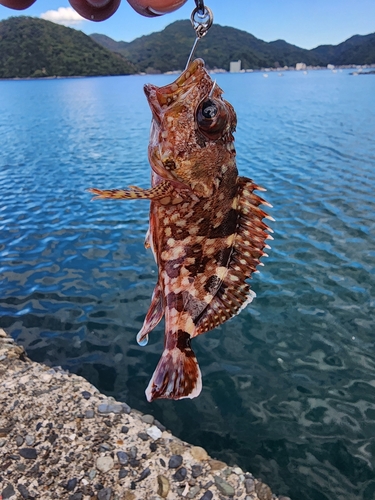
top-left (208, 80), bottom-right (217, 98)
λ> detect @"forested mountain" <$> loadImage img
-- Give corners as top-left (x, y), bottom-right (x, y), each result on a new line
top-left (311, 33), bottom-right (375, 66)
top-left (91, 20), bottom-right (323, 72)
top-left (0, 17), bottom-right (136, 78)
top-left (91, 20), bottom-right (375, 72)
top-left (0, 15), bottom-right (373, 79)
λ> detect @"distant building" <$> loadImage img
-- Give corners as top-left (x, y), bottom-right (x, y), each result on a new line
top-left (230, 60), bottom-right (241, 73)
top-left (295, 62), bottom-right (307, 71)
top-left (327, 64), bottom-right (335, 70)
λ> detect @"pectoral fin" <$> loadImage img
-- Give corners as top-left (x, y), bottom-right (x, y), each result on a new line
top-left (88, 181), bottom-right (173, 201)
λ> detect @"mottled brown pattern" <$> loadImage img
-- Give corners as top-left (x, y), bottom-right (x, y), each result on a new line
top-left (175, 330), bottom-right (194, 355)
top-left (88, 58), bottom-right (273, 402)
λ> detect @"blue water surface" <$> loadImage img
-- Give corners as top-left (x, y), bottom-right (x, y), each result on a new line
top-left (1, 69), bottom-right (375, 500)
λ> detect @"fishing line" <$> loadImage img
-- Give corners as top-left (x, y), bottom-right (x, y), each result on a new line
top-left (185, 0), bottom-right (213, 69)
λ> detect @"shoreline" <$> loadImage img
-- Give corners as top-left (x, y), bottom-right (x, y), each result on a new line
top-left (0, 329), bottom-right (290, 500)
top-left (1, 65), bottom-right (374, 82)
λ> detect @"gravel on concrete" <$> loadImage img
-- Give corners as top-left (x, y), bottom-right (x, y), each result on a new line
top-left (0, 328), bottom-right (291, 500)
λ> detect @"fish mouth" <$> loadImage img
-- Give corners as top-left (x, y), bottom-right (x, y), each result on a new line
top-left (144, 58), bottom-right (207, 112)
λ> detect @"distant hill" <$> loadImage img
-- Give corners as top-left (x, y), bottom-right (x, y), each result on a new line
top-left (91, 21), bottom-right (375, 72)
top-left (0, 16), bottom-right (373, 79)
top-left (91, 33), bottom-right (129, 53)
top-left (311, 33), bottom-right (375, 66)
top-left (0, 17), bottom-right (136, 79)
top-left (92, 20), bottom-right (323, 72)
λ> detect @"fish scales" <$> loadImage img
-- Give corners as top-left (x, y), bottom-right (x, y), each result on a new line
top-left (89, 58), bottom-right (272, 402)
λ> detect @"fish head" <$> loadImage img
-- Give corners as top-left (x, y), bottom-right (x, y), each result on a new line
top-left (144, 58), bottom-right (237, 197)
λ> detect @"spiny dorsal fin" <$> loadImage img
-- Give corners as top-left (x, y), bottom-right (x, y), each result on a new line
top-left (194, 177), bottom-right (272, 335)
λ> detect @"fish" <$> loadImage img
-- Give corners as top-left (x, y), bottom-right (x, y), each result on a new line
top-left (89, 58), bottom-right (273, 402)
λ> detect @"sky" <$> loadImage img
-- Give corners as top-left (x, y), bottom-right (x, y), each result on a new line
top-left (0, 0), bottom-right (374, 49)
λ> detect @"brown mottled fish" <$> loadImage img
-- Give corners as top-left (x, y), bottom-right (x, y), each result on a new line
top-left (89, 58), bottom-right (273, 402)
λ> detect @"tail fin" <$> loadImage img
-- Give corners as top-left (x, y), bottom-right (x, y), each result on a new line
top-left (145, 346), bottom-right (202, 402)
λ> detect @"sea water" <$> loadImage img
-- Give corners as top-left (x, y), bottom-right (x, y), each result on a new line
top-left (1, 69), bottom-right (374, 500)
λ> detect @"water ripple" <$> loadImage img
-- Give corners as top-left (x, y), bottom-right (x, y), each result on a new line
top-left (1, 70), bottom-right (375, 500)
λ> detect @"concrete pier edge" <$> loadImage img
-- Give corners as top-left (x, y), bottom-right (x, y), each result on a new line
top-left (0, 329), bottom-right (291, 500)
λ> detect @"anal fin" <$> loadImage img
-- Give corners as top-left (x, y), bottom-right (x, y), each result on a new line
top-left (136, 283), bottom-right (164, 346)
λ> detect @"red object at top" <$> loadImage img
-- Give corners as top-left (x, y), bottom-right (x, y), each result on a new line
top-left (68, 0), bottom-right (121, 21)
top-left (0, 0), bottom-right (188, 20)
top-left (126, 0), bottom-right (188, 17)
top-left (0, 0), bottom-right (37, 9)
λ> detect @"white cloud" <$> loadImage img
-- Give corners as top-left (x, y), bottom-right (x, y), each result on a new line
top-left (40, 7), bottom-right (86, 27)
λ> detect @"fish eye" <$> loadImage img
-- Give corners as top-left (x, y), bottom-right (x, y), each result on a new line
top-left (196, 98), bottom-right (228, 140)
